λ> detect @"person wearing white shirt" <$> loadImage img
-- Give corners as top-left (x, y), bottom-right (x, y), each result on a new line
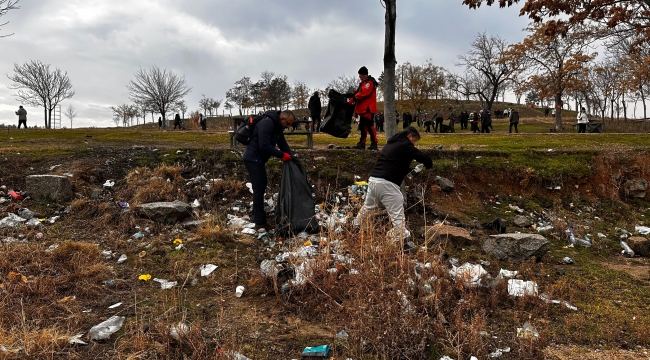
top-left (577, 107), bottom-right (589, 133)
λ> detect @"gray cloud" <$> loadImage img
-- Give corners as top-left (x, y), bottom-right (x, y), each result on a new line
top-left (0, 0), bottom-right (530, 127)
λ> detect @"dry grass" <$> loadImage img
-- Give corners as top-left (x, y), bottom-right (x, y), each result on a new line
top-left (123, 165), bottom-right (188, 205)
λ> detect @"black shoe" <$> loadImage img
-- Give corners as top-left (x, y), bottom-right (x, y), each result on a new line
top-left (353, 142), bottom-right (365, 150)
top-left (368, 142), bottom-right (378, 151)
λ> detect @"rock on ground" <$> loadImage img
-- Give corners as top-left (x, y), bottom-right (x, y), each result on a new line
top-left (627, 236), bottom-right (650, 257)
top-left (513, 215), bottom-right (533, 228)
top-left (424, 224), bottom-right (473, 245)
top-left (625, 178), bottom-right (648, 198)
top-left (483, 233), bottom-right (550, 262)
top-left (25, 175), bottom-right (74, 202)
top-left (434, 176), bottom-right (454, 192)
top-left (136, 201), bottom-right (193, 223)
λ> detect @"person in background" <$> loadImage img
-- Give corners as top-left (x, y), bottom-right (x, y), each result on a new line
top-left (509, 108), bottom-right (520, 133)
top-left (347, 66), bottom-right (379, 150)
top-left (243, 110), bottom-right (295, 231)
top-left (199, 113), bottom-right (207, 131)
top-left (480, 109), bottom-right (491, 133)
top-left (15, 105), bottom-right (27, 129)
top-left (308, 91), bottom-right (322, 132)
top-left (447, 107), bottom-right (456, 133)
top-left (375, 112), bottom-right (385, 132)
top-left (173, 114), bottom-right (182, 130)
top-left (158, 116), bottom-right (163, 129)
top-left (577, 107), bottom-right (589, 133)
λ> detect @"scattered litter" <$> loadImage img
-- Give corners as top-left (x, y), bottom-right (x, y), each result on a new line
top-left (89, 315), bottom-right (125, 341)
top-left (449, 263), bottom-right (487, 287)
top-left (118, 201), bottom-right (129, 209)
top-left (117, 254), bottom-right (127, 264)
top-left (489, 347), bottom-right (511, 358)
top-left (440, 357), bottom-right (455, 360)
top-left (173, 238), bottom-right (183, 246)
top-left (59, 296), bottom-right (76, 302)
top-left (103, 280), bottom-right (115, 286)
top-left (138, 251), bottom-right (147, 258)
top-left (64, 172), bottom-right (74, 177)
top-left (235, 285), bottom-right (245, 298)
top-left (563, 257), bottom-right (574, 264)
top-left (17, 208), bottom-right (34, 220)
top-left (25, 218), bottom-right (41, 227)
top-left (336, 330), bottom-right (349, 340)
top-left (516, 321), bottom-right (539, 339)
top-left (102, 180), bottom-right (115, 189)
top-left (8, 190), bottom-right (23, 200)
top-left (192, 199), bottom-right (200, 208)
top-left (68, 334), bottom-right (87, 345)
top-left (508, 279), bottom-right (538, 297)
top-left (246, 182), bottom-right (253, 194)
top-left (621, 240), bottom-right (635, 258)
top-left (241, 228), bottom-right (256, 235)
top-left (169, 322), bottom-right (189, 341)
top-left (138, 274), bottom-right (152, 281)
top-left (154, 278), bottom-right (177, 290)
top-left (0, 213), bottom-right (26, 228)
top-left (290, 259), bottom-right (315, 286)
top-left (635, 226), bottom-right (650, 235)
top-left (301, 344), bottom-right (330, 357)
top-left (565, 229), bottom-right (592, 247)
top-left (49, 164), bottom-right (62, 171)
top-left (200, 264), bottom-right (217, 277)
top-left (497, 269), bottom-right (518, 279)
top-left (132, 232), bottom-right (144, 240)
top-left (108, 302), bottom-right (122, 309)
top-left (536, 225), bottom-right (553, 232)
top-left (48, 216), bottom-right (60, 224)
top-left (508, 204), bottom-right (524, 213)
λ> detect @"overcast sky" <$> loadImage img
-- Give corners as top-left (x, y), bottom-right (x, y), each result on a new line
top-left (0, 0), bottom-right (530, 128)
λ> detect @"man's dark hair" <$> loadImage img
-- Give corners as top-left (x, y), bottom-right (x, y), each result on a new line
top-left (313, 91), bottom-right (319, 96)
top-left (281, 110), bottom-right (295, 120)
top-left (401, 126), bottom-right (420, 140)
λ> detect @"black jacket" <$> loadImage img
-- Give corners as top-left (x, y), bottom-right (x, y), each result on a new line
top-left (243, 110), bottom-right (292, 164)
top-left (308, 95), bottom-right (321, 116)
top-left (369, 132), bottom-right (433, 185)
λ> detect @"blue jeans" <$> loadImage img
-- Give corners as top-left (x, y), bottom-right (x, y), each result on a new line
top-left (244, 160), bottom-right (268, 226)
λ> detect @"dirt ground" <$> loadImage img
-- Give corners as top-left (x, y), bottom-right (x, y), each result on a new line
top-left (1, 144), bottom-right (649, 359)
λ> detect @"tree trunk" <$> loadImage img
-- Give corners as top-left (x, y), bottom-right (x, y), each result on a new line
top-left (162, 110), bottom-right (167, 128)
top-left (383, 0), bottom-right (397, 138)
top-left (641, 86), bottom-right (647, 120)
top-left (47, 108), bottom-right (53, 129)
top-left (43, 107), bottom-right (47, 129)
top-left (554, 94), bottom-right (563, 131)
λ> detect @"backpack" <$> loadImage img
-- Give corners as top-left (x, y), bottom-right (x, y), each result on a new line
top-left (234, 115), bottom-right (267, 145)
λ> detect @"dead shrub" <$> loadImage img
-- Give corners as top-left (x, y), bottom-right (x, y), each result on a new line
top-left (123, 165), bottom-right (188, 205)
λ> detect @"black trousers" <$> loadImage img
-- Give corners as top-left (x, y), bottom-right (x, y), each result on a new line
top-left (424, 121), bottom-right (432, 133)
top-left (509, 123), bottom-right (518, 133)
top-left (244, 160), bottom-right (268, 226)
top-left (18, 120), bottom-right (26, 129)
top-left (434, 118), bottom-right (443, 133)
top-left (174, 121), bottom-right (181, 129)
top-left (578, 123), bottom-right (587, 133)
top-left (481, 123), bottom-right (490, 133)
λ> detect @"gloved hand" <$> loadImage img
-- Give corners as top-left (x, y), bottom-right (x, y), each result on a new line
top-left (282, 153), bottom-right (292, 162)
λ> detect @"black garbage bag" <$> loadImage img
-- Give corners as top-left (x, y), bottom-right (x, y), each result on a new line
top-left (275, 159), bottom-right (318, 236)
top-left (321, 89), bottom-right (354, 138)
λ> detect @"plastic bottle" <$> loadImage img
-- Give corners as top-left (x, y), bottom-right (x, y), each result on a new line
top-left (565, 229), bottom-right (577, 245)
top-left (620, 240), bottom-right (635, 258)
top-left (407, 164), bottom-right (425, 180)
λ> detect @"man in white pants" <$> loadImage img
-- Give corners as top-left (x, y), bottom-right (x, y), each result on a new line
top-left (356, 127), bottom-right (433, 240)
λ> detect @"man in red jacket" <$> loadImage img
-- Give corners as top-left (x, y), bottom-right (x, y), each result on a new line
top-left (347, 66), bottom-right (379, 150)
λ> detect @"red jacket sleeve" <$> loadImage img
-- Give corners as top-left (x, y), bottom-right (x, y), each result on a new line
top-left (354, 80), bottom-right (375, 101)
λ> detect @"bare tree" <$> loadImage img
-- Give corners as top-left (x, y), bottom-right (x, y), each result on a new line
top-left (111, 104), bottom-right (137, 127)
top-left (210, 98), bottom-right (222, 117)
top-left (326, 74), bottom-right (358, 94)
top-left (399, 60), bottom-right (446, 114)
top-left (292, 81), bottom-right (310, 115)
top-left (0, 0), bottom-right (19, 38)
top-left (7, 60), bottom-right (75, 129)
top-left (63, 104), bottom-right (77, 129)
top-left (127, 66), bottom-right (191, 128)
top-left (226, 77), bottom-right (252, 115)
top-left (456, 32), bottom-right (510, 110)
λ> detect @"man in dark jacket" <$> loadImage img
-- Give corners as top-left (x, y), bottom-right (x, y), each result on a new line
top-left (308, 91), bottom-right (321, 132)
top-left (173, 114), bottom-right (182, 129)
top-left (509, 109), bottom-right (520, 133)
top-left (355, 127), bottom-right (433, 241)
top-left (480, 109), bottom-right (491, 133)
top-left (15, 106), bottom-right (27, 129)
top-left (243, 110), bottom-right (295, 231)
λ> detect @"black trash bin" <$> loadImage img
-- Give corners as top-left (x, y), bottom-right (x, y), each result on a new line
top-left (588, 122), bottom-right (603, 133)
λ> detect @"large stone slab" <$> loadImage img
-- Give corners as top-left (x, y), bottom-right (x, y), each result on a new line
top-left (513, 215), bottom-right (533, 228)
top-left (628, 236), bottom-right (650, 257)
top-left (434, 176), bottom-right (455, 192)
top-left (25, 175), bottom-right (74, 202)
top-left (625, 178), bottom-right (648, 198)
top-left (424, 224), bottom-right (473, 245)
top-left (483, 233), bottom-right (550, 262)
top-left (136, 201), bottom-right (192, 223)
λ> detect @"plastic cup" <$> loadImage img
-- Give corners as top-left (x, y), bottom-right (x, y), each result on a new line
top-left (235, 286), bottom-right (245, 298)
